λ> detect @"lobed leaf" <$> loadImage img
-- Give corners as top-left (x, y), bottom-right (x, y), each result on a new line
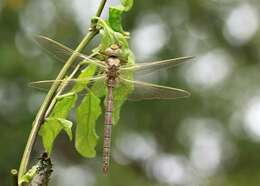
top-left (108, 0), bottom-right (134, 33)
top-left (121, 0), bottom-right (134, 11)
top-left (108, 8), bottom-right (124, 33)
top-left (39, 93), bottom-right (77, 154)
top-left (39, 117), bottom-right (73, 154)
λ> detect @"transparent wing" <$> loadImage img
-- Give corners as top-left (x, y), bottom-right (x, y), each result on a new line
top-left (118, 77), bottom-right (191, 101)
top-left (29, 75), bottom-right (105, 93)
top-left (35, 35), bottom-right (106, 68)
top-left (120, 56), bottom-right (194, 76)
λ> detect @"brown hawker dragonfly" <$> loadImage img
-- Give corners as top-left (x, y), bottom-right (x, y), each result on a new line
top-left (31, 36), bottom-right (194, 175)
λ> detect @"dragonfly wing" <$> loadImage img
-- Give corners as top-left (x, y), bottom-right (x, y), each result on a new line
top-left (29, 75), bottom-right (105, 94)
top-left (120, 56), bottom-right (194, 76)
top-left (35, 35), bottom-right (106, 68)
top-left (119, 77), bottom-right (191, 101)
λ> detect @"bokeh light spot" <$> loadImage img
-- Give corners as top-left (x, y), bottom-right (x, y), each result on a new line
top-left (182, 49), bottom-right (233, 91)
top-left (131, 14), bottom-right (169, 61)
top-left (224, 3), bottom-right (259, 46)
top-left (151, 155), bottom-right (191, 185)
top-left (52, 165), bottom-right (95, 186)
top-left (19, 0), bottom-right (56, 34)
top-left (116, 132), bottom-right (157, 161)
top-left (243, 97), bottom-right (260, 141)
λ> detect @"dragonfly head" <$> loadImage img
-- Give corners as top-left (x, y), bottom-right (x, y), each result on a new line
top-left (105, 44), bottom-right (121, 57)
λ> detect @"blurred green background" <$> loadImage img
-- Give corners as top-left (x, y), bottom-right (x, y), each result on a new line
top-left (1, 0), bottom-right (260, 185)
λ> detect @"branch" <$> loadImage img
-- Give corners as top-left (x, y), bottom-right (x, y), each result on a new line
top-left (18, 0), bottom-right (108, 183)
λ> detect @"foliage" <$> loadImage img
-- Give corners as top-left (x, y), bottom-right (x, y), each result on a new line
top-left (39, 94), bottom-right (76, 154)
top-left (75, 91), bottom-right (101, 158)
top-left (108, 0), bottom-right (134, 33)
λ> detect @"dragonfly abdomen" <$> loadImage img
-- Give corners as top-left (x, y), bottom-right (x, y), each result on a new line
top-left (103, 123), bottom-right (112, 174)
top-left (103, 84), bottom-right (114, 175)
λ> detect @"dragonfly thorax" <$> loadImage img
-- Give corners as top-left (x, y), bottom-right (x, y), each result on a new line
top-left (106, 57), bottom-right (120, 81)
top-left (107, 57), bottom-right (120, 67)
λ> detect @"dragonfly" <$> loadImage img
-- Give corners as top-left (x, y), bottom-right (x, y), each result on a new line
top-left (32, 36), bottom-right (194, 175)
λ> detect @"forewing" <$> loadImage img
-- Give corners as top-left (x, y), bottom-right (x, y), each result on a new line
top-left (35, 35), bottom-right (106, 68)
top-left (29, 76), bottom-right (105, 94)
top-left (120, 56), bottom-right (194, 76)
top-left (119, 77), bottom-right (191, 101)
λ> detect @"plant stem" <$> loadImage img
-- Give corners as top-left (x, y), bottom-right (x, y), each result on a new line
top-left (18, 0), bottom-right (109, 183)
top-left (96, 0), bottom-right (108, 17)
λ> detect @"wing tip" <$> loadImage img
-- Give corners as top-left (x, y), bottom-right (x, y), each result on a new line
top-left (184, 91), bottom-right (192, 98)
top-left (35, 35), bottom-right (49, 40)
top-left (178, 89), bottom-right (191, 99)
top-left (181, 56), bottom-right (196, 61)
top-left (28, 81), bottom-right (48, 92)
top-left (28, 81), bottom-right (45, 88)
top-left (33, 35), bottom-right (54, 45)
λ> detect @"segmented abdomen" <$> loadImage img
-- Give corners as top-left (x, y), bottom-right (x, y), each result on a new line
top-left (103, 84), bottom-right (113, 175)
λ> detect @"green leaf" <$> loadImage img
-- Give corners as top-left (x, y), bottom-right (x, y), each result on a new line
top-left (91, 78), bottom-right (106, 98)
top-left (92, 17), bottom-right (120, 52)
top-left (108, 8), bottom-right (124, 33)
top-left (56, 118), bottom-right (73, 140)
top-left (92, 17), bottom-right (131, 62)
top-left (39, 93), bottom-right (77, 154)
top-left (72, 64), bottom-right (97, 93)
top-left (19, 165), bottom-right (38, 184)
top-left (51, 93), bottom-right (78, 118)
top-left (108, 0), bottom-right (134, 33)
top-left (73, 63), bottom-right (103, 158)
top-left (39, 117), bottom-right (73, 154)
top-left (121, 0), bottom-right (134, 11)
top-left (73, 68), bottom-right (106, 158)
top-left (75, 91), bottom-right (102, 158)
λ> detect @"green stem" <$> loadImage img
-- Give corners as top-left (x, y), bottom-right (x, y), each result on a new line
top-left (96, 0), bottom-right (108, 17)
top-left (18, 0), bottom-right (108, 183)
